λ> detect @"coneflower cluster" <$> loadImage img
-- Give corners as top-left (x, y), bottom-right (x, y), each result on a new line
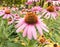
top-left (0, 0), bottom-right (60, 40)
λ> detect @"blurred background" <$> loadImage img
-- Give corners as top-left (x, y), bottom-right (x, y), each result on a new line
top-left (0, 0), bottom-right (27, 7)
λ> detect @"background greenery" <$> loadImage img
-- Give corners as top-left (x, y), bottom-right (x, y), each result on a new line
top-left (0, 0), bottom-right (60, 47)
top-left (0, 0), bottom-right (27, 7)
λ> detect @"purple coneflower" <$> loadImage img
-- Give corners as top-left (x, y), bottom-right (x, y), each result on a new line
top-left (20, 9), bottom-right (27, 15)
top-left (11, 6), bottom-right (18, 11)
top-left (8, 16), bottom-right (14, 25)
top-left (27, 0), bottom-right (39, 2)
top-left (31, 6), bottom-right (42, 14)
top-left (0, 9), bottom-right (13, 19)
top-left (52, 1), bottom-right (60, 6)
top-left (42, 6), bottom-right (58, 19)
top-left (15, 11), bottom-right (49, 40)
top-left (25, 1), bottom-right (32, 5)
top-left (13, 14), bottom-right (20, 20)
top-left (47, 0), bottom-right (60, 6)
top-left (55, 6), bottom-right (60, 11)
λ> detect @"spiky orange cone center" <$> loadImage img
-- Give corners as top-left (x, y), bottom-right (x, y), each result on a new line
top-left (25, 12), bottom-right (38, 24)
top-left (5, 9), bottom-right (10, 14)
top-left (47, 6), bottom-right (55, 12)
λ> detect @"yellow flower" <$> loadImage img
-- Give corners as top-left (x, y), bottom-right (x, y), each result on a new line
top-left (21, 42), bottom-right (26, 46)
top-left (14, 37), bottom-right (19, 43)
top-left (44, 43), bottom-right (53, 47)
top-left (44, 43), bottom-right (60, 47)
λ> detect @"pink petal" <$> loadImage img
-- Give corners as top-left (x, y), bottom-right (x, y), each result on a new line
top-left (15, 18), bottom-right (24, 28)
top-left (0, 10), bottom-right (4, 16)
top-left (27, 25), bottom-right (32, 40)
top-left (41, 11), bottom-right (47, 16)
top-left (13, 14), bottom-right (20, 20)
top-left (16, 23), bottom-right (27, 33)
top-left (36, 23), bottom-right (43, 35)
top-left (38, 19), bottom-right (48, 29)
top-left (46, 14), bottom-right (50, 19)
top-left (3, 14), bottom-right (7, 19)
top-left (51, 12), bottom-right (56, 19)
top-left (31, 25), bottom-right (37, 40)
top-left (28, 0), bottom-right (32, 2)
top-left (44, 13), bottom-right (50, 18)
top-left (0, 13), bottom-right (4, 16)
top-left (38, 22), bottom-right (49, 32)
top-left (23, 26), bottom-right (28, 37)
top-left (7, 14), bottom-right (12, 18)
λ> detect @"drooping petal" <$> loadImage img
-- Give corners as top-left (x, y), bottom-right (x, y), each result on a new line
top-left (51, 12), bottom-right (56, 19)
top-left (15, 18), bottom-right (24, 28)
top-left (36, 23), bottom-right (43, 35)
top-left (38, 19), bottom-right (48, 29)
top-left (0, 13), bottom-right (4, 16)
top-left (7, 14), bottom-right (12, 18)
top-left (42, 10), bottom-right (47, 15)
top-left (44, 13), bottom-right (50, 19)
top-left (0, 10), bottom-right (5, 16)
top-left (54, 12), bottom-right (58, 17)
top-left (23, 25), bottom-right (28, 37)
top-left (38, 22), bottom-right (49, 32)
top-left (46, 14), bottom-right (50, 19)
top-left (27, 25), bottom-right (32, 40)
top-left (16, 23), bottom-right (27, 33)
top-left (3, 14), bottom-right (7, 19)
top-left (31, 25), bottom-right (37, 40)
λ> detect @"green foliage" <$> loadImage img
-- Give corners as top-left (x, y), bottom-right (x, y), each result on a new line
top-left (0, 0), bottom-right (27, 6)
top-left (0, 0), bottom-right (60, 47)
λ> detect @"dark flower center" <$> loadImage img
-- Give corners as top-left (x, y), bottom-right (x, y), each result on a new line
top-left (53, 44), bottom-right (58, 47)
top-left (16, 14), bottom-right (18, 16)
top-left (5, 9), bottom-right (10, 14)
top-left (47, 6), bottom-right (55, 12)
top-left (39, 37), bottom-right (46, 44)
top-left (25, 12), bottom-right (38, 24)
